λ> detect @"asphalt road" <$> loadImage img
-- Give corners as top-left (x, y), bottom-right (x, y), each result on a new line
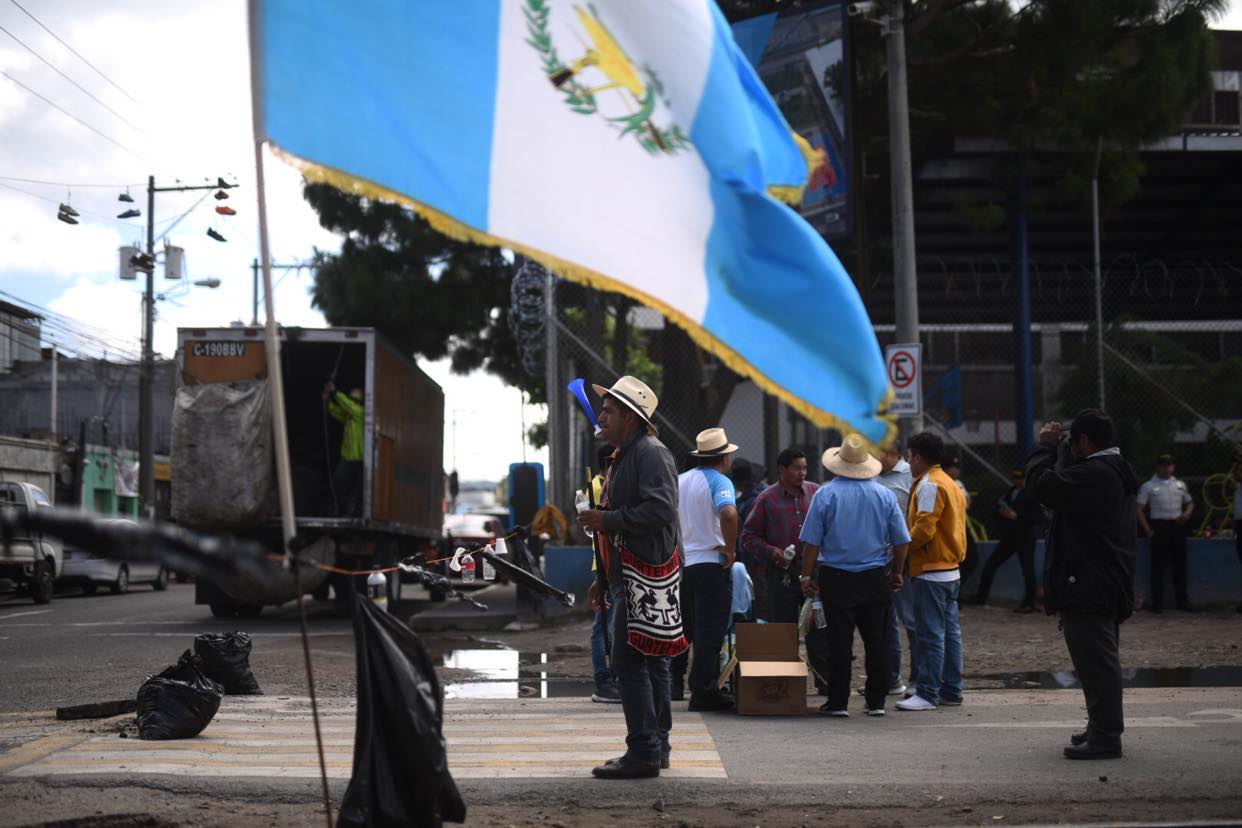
top-left (0, 582), bottom-right (360, 713)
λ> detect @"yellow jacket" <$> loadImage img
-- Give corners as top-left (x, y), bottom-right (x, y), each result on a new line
top-left (327, 392), bottom-right (364, 462)
top-left (906, 465), bottom-right (968, 577)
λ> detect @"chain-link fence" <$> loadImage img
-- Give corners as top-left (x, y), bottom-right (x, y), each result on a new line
top-left (906, 254), bottom-right (1242, 542)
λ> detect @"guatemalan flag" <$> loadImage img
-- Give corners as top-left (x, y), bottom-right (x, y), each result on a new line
top-left (251, 0), bottom-right (894, 444)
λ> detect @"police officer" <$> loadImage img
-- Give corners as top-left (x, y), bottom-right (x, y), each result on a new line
top-left (1136, 453), bottom-right (1195, 613)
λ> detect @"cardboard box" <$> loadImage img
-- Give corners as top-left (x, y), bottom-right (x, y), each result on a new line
top-left (718, 623), bottom-right (807, 716)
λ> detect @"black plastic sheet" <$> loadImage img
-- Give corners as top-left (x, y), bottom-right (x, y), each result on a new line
top-left (337, 594), bottom-right (465, 828)
top-left (136, 651), bottom-right (224, 740)
top-left (195, 632), bottom-right (262, 695)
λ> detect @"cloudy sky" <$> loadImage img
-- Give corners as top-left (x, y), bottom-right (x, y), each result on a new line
top-left (1, 1), bottom-right (1239, 480)
top-left (0, 0), bottom-right (546, 482)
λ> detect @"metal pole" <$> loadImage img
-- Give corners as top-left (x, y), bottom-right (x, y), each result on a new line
top-left (252, 258), bottom-right (260, 326)
top-left (138, 174), bottom-right (155, 518)
top-left (886, 0), bottom-right (921, 442)
top-left (544, 266), bottom-right (560, 507)
top-left (1092, 138), bottom-right (1106, 410)
top-left (49, 342), bottom-right (57, 442)
top-left (1012, 159), bottom-right (1035, 461)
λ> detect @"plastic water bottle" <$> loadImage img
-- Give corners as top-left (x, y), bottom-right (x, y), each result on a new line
top-left (367, 567), bottom-right (388, 611)
top-left (811, 597), bottom-right (827, 629)
top-left (575, 490), bottom-right (594, 538)
top-left (461, 553), bottom-right (476, 584)
top-left (481, 554), bottom-right (495, 581)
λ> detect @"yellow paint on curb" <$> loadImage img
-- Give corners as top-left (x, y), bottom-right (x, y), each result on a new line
top-left (0, 734), bottom-right (89, 775)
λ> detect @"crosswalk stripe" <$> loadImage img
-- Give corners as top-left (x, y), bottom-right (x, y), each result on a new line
top-left (3, 697), bottom-right (728, 781)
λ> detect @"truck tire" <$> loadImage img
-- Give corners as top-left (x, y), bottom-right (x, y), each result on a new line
top-left (31, 559), bottom-right (54, 605)
top-left (152, 567), bottom-right (169, 591)
top-left (110, 565), bottom-right (130, 595)
top-left (209, 599), bottom-right (237, 618)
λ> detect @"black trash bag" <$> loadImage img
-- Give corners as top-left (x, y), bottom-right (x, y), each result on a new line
top-left (337, 592), bottom-right (465, 828)
top-left (194, 631), bottom-right (262, 695)
top-left (136, 651), bottom-right (224, 740)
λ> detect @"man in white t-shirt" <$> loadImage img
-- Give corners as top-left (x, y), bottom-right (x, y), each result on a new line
top-left (1136, 453), bottom-right (1196, 612)
top-left (671, 428), bottom-right (739, 711)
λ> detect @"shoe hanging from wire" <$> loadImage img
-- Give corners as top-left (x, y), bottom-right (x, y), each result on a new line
top-left (58, 202), bottom-right (79, 217)
top-left (215, 205), bottom-right (236, 216)
top-left (214, 190), bottom-right (229, 200)
top-left (117, 208), bottom-right (141, 219)
top-left (57, 209), bottom-right (78, 225)
top-left (206, 227), bottom-right (227, 242)
top-left (216, 177), bottom-right (233, 189)
top-left (118, 188), bottom-right (134, 203)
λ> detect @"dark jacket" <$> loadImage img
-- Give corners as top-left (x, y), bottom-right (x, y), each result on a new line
top-left (995, 485), bottom-right (1042, 539)
top-left (1026, 443), bottom-right (1139, 623)
top-left (601, 429), bottom-right (680, 583)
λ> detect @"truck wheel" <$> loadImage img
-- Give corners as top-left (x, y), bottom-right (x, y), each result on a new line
top-left (209, 600), bottom-right (237, 618)
top-left (110, 565), bottom-right (130, 595)
top-left (152, 567), bottom-right (169, 591)
top-left (31, 559), bottom-right (54, 605)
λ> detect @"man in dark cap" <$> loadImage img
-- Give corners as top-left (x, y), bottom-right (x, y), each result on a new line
top-left (973, 468), bottom-right (1043, 612)
top-left (1026, 409), bottom-right (1139, 760)
top-left (1136, 453), bottom-right (1196, 613)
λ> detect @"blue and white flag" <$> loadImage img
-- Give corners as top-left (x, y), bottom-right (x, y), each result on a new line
top-left (252, 0), bottom-right (894, 443)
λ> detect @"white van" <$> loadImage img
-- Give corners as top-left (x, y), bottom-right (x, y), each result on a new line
top-left (0, 482), bottom-right (62, 604)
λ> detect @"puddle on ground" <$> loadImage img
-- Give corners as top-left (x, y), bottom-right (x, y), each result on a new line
top-left (986, 665), bottom-right (1242, 690)
top-left (441, 648), bottom-right (597, 699)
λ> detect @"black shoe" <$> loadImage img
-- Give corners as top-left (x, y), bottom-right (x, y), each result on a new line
top-left (1070, 728), bottom-right (1089, 746)
top-left (116, 208), bottom-right (141, 219)
top-left (592, 757), bottom-right (660, 779)
top-left (687, 691), bottom-right (734, 711)
top-left (670, 684), bottom-right (684, 702)
top-left (206, 227), bottom-right (227, 242)
top-left (606, 754), bottom-right (670, 770)
top-left (1063, 741), bottom-right (1121, 760)
top-left (1013, 604), bottom-right (1035, 614)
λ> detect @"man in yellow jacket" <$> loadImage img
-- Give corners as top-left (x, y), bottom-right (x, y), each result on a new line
top-left (324, 382), bottom-right (364, 516)
top-left (896, 432), bottom-right (967, 712)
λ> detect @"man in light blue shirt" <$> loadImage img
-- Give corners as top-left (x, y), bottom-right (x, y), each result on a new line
top-left (799, 434), bottom-right (911, 717)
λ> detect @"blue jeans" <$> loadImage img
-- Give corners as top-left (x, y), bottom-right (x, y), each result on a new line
top-left (591, 602), bottom-right (616, 689)
top-left (910, 577), bottom-right (964, 705)
top-left (887, 579), bottom-right (917, 689)
top-left (610, 585), bottom-right (672, 763)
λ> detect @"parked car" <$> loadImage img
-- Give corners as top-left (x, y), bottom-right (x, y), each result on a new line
top-left (60, 518), bottom-right (169, 594)
top-left (0, 482), bottom-right (61, 604)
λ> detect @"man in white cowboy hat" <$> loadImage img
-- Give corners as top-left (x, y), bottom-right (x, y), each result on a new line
top-left (578, 376), bottom-right (684, 779)
top-left (671, 427), bottom-right (740, 711)
top-left (799, 433), bottom-right (911, 717)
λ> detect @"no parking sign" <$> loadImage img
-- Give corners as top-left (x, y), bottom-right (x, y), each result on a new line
top-left (885, 343), bottom-right (922, 417)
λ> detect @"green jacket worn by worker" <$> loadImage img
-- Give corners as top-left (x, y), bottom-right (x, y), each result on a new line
top-left (327, 392), bottom-right (364, 462)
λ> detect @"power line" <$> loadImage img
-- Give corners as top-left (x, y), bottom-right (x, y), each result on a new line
top-left (5, 0), bottom-right (142, 105)
top-left (0, 69), bottom-right (154, 167)
top-left (0, 22), bottom-right (144, 133)
top-left (0, 179), bottom-right (145, 227)
top-left (0, 174), bottom-right (143, 188)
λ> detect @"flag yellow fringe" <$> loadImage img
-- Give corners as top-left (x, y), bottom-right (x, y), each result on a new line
top-left (268, 145), bottom-right (897, 450)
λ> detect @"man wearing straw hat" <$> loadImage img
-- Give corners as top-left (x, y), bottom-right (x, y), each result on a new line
top-left (799, 434), bottom-right (911, 717)
top-left (671, 428), bottom-right (740, 711)
top-left (578, 376), bottom-right (686, 780)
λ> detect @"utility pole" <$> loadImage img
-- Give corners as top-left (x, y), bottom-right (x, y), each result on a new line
top-left (138, 176), bottom-right (238, 518)
top-left (251, 259), bottom-right (307, 326)
top-left (886, 0), bottom-right (922, 442)
top-left (49, 342), bottom-right (57, 442)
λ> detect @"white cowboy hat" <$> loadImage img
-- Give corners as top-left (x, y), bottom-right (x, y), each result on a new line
top-left (592, 375), bottom-right (659, 434)
top-left (689, 427), bottom-right (738, 458)
top-left (822, 433), bottom-right (882, 480)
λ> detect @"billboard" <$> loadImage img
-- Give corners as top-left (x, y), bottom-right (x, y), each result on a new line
top-left (732, 1), bottom-right (851, 239)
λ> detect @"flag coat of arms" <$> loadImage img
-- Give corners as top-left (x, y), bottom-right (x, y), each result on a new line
top-left (252, 0), bottom-right (894, 443)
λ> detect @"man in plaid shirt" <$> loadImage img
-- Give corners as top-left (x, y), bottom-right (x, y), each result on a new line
top-left (741, 448), bottom-right (829, 691)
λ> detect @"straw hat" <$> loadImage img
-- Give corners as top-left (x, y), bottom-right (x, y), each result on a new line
top-left (689, 427), bottom-right (738, 458)
top-left (592, 375), bottom-right (659, 434)
top-left (823, 433), bottom-right (882, 480)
